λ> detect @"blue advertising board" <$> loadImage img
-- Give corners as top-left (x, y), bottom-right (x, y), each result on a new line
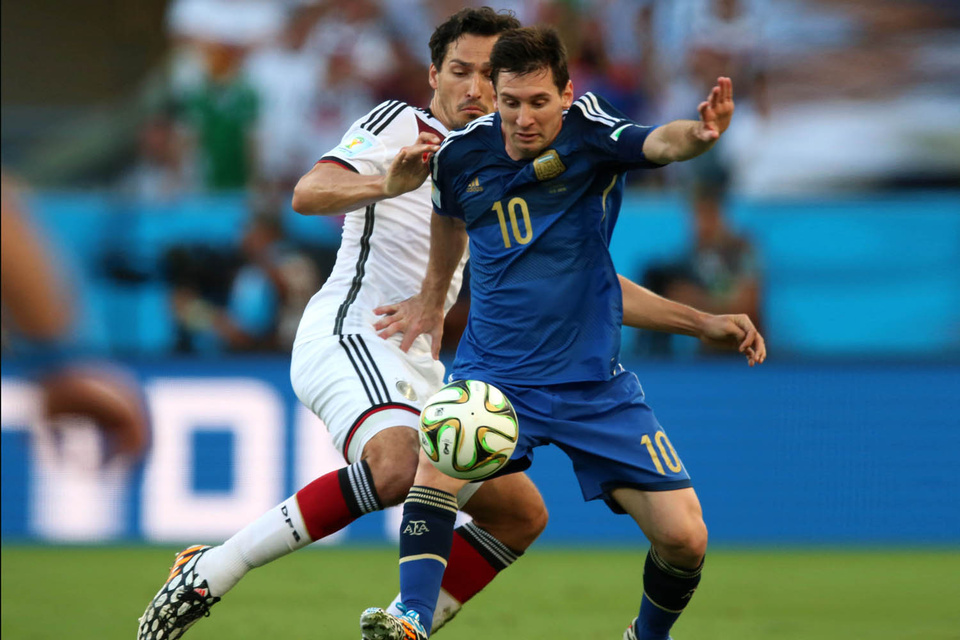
top-left (3, 357), bottom-right (958, 546)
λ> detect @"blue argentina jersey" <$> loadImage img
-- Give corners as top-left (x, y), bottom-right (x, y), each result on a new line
top-left (431, 93), bottom-right (661, 384)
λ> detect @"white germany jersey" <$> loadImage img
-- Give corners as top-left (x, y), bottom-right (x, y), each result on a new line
top-left (294, 101), bottom-right (468, 356)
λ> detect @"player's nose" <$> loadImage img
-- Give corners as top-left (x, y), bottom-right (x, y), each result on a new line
top-left (466, 73), bottom-right (483, 97)
top-left (516, 104), bottom-right (535, 127)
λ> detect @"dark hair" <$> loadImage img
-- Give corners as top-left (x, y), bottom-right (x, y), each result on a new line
top-left (490, 26), bottom-right (569, 94)
top-left (429, 7), bottom-right (521, 70)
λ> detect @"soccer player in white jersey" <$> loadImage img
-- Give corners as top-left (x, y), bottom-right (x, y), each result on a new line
top-left (135, 9), bottom-right (548, 640)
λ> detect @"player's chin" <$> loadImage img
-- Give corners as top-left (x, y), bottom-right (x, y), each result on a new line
top-left (457, 109), bottom-right (489, 126)
top-left (515, 141), bottom-right (544, 158)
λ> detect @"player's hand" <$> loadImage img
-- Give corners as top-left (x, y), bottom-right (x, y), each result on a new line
top-left (694, 77), bottom-right (734, 142)
top-left (383, 132), bottom-right (441, 198)
top-left (373, 293), bottom-right (446, 359)
top-left (698, 313), bottom-right (766, 367)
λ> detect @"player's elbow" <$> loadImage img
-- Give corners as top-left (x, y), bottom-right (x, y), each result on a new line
top-left (292, 171), bottom-right (335, 215)
top-left (291, 182), bottom-right (317, 215)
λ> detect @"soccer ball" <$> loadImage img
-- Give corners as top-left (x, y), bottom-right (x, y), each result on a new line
top-left (419, 380), bottom-right (519, 481)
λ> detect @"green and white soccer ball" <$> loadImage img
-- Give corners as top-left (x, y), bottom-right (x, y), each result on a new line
top-left (419, 380), bottom-right (519, 481)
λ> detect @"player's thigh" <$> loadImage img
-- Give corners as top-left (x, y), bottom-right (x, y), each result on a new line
top-left (460, 472), bottom-right (547, 550)
top-left (612, 486), bottom-right (707, 560)
top-left (290, 334), bottom-right (442, 463)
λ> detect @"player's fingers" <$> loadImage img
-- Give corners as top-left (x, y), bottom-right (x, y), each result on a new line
top-left (698, 101), bottom-right (711, 120)
top-left (372, 313), bottom-right (399, 331)
top-left (399, 327), bottom-right (417, 353)
top-left (416, 132), bottom-right (442, 145)
top-left (753, 332), bottom-right (767, 363)
top-left (407, 143), bottom-right (440, 158)
top-left (373, 303), bottom-right (398, 316)
top-left (739, 327), bottom-right (757, 353)
top-left (377, 322), bottom-right (405, 341)
top-left (430, 327), bottom-right (443, 361)
top-left (721, 76), bottom-right (734, 101)
top-left (709, 85), bottom-right (721, 108)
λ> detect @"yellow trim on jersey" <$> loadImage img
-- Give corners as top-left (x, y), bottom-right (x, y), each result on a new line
top-left (601, 174), bottom-right (619, 222)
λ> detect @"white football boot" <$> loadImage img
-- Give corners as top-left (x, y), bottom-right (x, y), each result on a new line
top-left (137, 545), bottom-right (221, 640)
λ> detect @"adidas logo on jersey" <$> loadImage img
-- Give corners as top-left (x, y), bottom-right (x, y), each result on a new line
top-left (466, 176), bottom-right (483, 192)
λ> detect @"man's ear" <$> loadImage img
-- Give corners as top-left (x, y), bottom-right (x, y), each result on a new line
top-left (561, 80), bottom-right (574, 110)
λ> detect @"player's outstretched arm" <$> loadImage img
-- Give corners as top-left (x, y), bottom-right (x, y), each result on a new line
top-left (374, 213), bottom-right (467, 359)
top-left (292, 132), bottom-right (440, 216)
top-left (641, 77), bottom-right (734, 165)
top-left (619, 274), bottom-right (765, 366)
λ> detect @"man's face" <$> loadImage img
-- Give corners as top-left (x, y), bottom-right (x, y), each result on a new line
top-left (495, 67), bottom-right (573, 160)
top-left (430, 34), bottom-right (499, 130)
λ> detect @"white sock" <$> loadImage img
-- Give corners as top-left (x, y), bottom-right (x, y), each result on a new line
top-left (196, 495), bottom-right (311, 597)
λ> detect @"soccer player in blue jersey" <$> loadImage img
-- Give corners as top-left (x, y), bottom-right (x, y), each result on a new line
top-left (363, 26), bottom-right (766, 640)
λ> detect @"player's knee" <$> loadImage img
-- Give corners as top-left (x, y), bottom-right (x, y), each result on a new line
top-left (521, 499), bottom-right (549, 545)
top-left (654, 518), bottom-right (708, 566)
top-left (364, 446), bottom-right (418, 507)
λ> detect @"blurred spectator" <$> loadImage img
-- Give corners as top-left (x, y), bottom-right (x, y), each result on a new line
top-left (166, 0), bottom-right (285, 191)
top-left (309, 50), bottom-right (379, 159)
top-left (118, 108), bottom-right (195, 201)
top-left (639, 180), bottom-right (762, 356)
top-left (304, 1), bottom-right (396, 97)
top-left (244, 4), bottom-right (329, 194)
top-left (177, 39), bottom-right (259, 190)
top-left (168, 205), bottom-right (322, 353)
top-left (685, 0), bottom-right (769, 116)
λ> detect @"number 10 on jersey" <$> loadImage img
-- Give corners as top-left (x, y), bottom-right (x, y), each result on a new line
top-left (492, 197), bottom-right (533, 248)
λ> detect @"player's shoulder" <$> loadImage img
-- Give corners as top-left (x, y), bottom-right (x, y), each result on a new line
top-left (351, 100), bottom-right (415, 136)
top-left (351, 100), bottom-right (418, 138)
top-left (568, 92), bottom-right (632, 131)
top-left (360, 101), bottom-right (451, 143)
top-left (435, 113), bottom-right (496, 165)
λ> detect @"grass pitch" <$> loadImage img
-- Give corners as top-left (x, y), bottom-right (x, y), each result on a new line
top-left (1, 545), bottom-right (957, 639)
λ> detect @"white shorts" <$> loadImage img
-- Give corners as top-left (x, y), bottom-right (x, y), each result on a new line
top-left (291, 333), bottom-right (446, 464)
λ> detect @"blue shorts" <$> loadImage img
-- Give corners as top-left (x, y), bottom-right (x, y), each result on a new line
top-left (474, 368), bottom-right (692, 513)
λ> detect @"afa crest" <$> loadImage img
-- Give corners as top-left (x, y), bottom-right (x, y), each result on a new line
top-left (533, 149), bottom-right (566, 181)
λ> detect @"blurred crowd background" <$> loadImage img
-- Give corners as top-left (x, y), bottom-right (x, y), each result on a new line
top-left (2, 0), bottom-right (959, 360)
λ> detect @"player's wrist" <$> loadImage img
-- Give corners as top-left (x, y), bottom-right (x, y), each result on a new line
top-left (419, 288), bottom-right (445, 311)
top-left (690, 309), bottom-right (714, 339)
top-left (379, 176), bottom-right (398, 199)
